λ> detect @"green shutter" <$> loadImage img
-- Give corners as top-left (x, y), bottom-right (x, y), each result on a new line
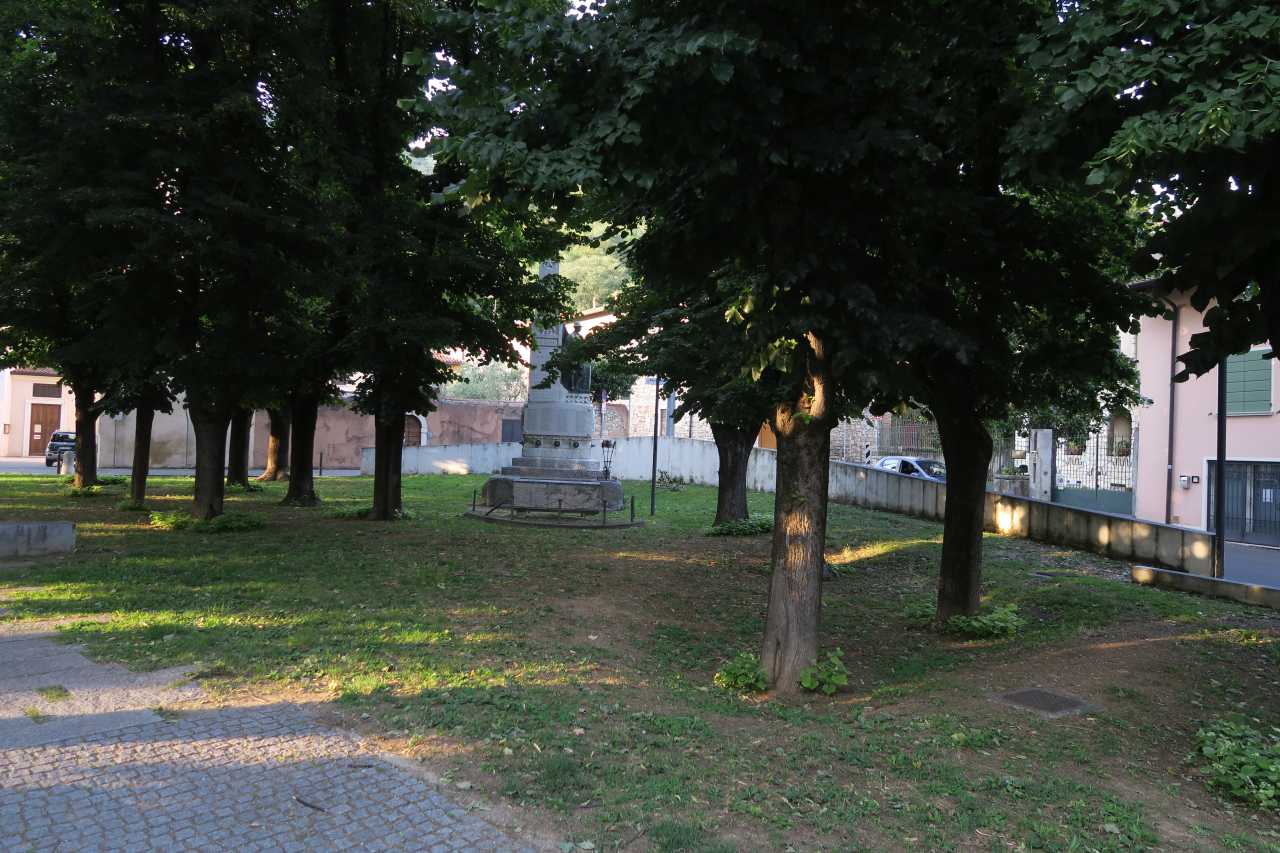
top-left (1225, 350), bottom-right (1274, 415)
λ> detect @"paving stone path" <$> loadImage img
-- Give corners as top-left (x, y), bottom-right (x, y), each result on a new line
top-left (0, 619), bottom-right (534, 852)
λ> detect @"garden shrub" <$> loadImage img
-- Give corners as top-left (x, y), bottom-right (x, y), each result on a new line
top-left (946, 604), bottom-right (1025, 638)
top-left (1195, 719), bottom-right (1280, 811)
top-left (150, 510), bottom-right (195, 531)
top-left (798, 648), bottom-right (849, 695)
top-left (64, 485), bottom-right (104, 498)
top-left (706, 515), bottom-right (773, 537)
top-left (150, 511), bottom-right (264, 533)
top-left (714, 652), bottom-right (768, 693)
top-left (902, 599), bottom-right (936, 625)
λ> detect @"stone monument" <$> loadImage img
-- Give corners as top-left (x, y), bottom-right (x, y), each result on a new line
top-left (476, 264), bottom-right (625, 518)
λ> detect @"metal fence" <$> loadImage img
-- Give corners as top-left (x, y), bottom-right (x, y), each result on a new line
top-left (1051, 429), bottom-right (1137, 515)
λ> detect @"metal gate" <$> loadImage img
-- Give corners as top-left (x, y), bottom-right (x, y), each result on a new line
top-left (1207, 461), bottom-right (1280, 547)
top-left (1051, 429), bottom-right (1136, 515)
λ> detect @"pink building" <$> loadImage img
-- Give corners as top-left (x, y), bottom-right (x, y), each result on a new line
top-left (1133, 288), bottom-right (1279, 545)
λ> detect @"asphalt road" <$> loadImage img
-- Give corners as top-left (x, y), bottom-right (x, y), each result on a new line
top-left (1224, 542), bottom-right (1280, 589)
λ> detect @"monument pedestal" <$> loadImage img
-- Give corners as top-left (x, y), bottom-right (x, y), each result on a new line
top-left (470, 314), bottom-right (634, 526)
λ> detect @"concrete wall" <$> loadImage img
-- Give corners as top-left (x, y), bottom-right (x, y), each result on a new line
top-left (1134, 292), bottom-right (1279, 527)
top-left (427, 399), bottom-right (524, 447)
top-left (826, 459), bottom-right (1214, 576)
top-left (100, 409), bottom-right (200, 468)
top-left (378, 436), bottom-right (1214, 575)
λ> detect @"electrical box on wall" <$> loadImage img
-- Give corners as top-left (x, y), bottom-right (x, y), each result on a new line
top-left (1179, 475), bottom-right (1191, 489)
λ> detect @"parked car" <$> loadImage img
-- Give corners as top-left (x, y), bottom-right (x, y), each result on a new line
top-left (874, 455), bottom-right (946, 483)
top-left (44, 431), bottom-right (75, 467)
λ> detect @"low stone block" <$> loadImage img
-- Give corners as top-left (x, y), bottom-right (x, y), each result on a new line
top-left (481, 476), bottom-right (623, 512)
top-left (0, 522), bottom-right (75, 558)
top-left (1132, 566), bottom-right (1280, 610)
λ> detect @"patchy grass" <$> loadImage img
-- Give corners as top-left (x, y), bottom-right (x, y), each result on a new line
top-left (34, 684), bottom-right (70, 702)
top-left (1, 472), bottom-right (1279, 851)
top-left (23, 706), bottom-right (48, 724)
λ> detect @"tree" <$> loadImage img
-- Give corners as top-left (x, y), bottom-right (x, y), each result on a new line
top-left (288, 0), bottom-right (572, 521)
top-left (560, 226), bottom-right (633, 312)
top-left (1017, 0), bottom-right (1280, 374)
top-left (255, 408), bottom-right (291, 482)
top-left (0, 0), bottom-right (144, 488)
top-left (442, 361), bottom-right (527, 401)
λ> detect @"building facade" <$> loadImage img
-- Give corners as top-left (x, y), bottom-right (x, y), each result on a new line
top-left (1133, 289), bottom-right (1278, 544)
top-left (0, 368), bottom-right (76, 458)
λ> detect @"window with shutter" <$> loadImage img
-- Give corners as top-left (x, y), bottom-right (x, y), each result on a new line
top-left (1225, 350), bottom-right (1273, 415)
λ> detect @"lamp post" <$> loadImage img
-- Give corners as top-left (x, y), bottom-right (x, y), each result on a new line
top-left (650, 376), bottom-right (660, 516)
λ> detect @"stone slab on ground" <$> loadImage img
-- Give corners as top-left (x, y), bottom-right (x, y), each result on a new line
top-left (0, 619), bottom-right (538, 851)
top-left (0, 522), bottom-right (75, 558)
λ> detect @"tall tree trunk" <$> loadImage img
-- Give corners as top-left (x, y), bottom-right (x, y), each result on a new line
top-left (256, 407), bottom-right (290, 481)
top-left (129, 406), bottom-right (155, 503)
top-left (69, 380), bottom-right (100, 488)
top-left (710, 421), bottom-right (756, 525)
top-left (370, 402), bottom-right (405, 521)
top-left (190, 403), bottom-right (231, 520)
top-left (281, 393), bottom-right (320, 506)
top-left (759, 333), bottom-right (835, 694)
top-left (226, 408), bottom-right (252, 487)
top-left (934, 408), bottom-right (994, 621)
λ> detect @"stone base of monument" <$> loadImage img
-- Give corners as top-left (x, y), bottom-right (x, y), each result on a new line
top-left (469, 472), bottom-right (641, 528)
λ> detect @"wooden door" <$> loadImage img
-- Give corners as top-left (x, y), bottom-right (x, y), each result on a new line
top-left (29, 404), bottom-right (61, 455)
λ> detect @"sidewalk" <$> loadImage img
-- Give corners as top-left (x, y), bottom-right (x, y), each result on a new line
top-left (0, 618), bottom-right (532, 852)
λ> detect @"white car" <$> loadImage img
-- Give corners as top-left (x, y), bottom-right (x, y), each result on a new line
top-left (875, 455), bottom-right (947, 483)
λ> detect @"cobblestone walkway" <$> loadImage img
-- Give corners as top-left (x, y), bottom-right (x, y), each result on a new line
top-left (0, 621), bottom-right (533, 852)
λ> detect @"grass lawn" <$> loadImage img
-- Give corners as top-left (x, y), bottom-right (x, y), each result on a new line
top-left (2, 472), bottom-right (1279, 851)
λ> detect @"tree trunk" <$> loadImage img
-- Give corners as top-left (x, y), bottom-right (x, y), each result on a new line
top-left (256, 407), bottom-right (290, 481)
top-left (759, 334), bottom-right (835, 694)
top-left (281, 393), bottom-right (320, 506)
top-left (760, 411), bottom-right (831, 693)
top-left (190, 403), bottom-right (231, 520)
top-left (69, 380), bottom-right (100, 488)
top-left (710, 421), bottom-right (756, 524)
top-left (129, 406), bottom-right (155, 503)
top-left (370, 402), bottom-right (405, 520)
top-left (226, 408), bottom-right (252, 487)
top-left (934, 409), bottom-right (994, 621)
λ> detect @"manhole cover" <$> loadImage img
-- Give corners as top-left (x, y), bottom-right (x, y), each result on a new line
top-left (993, 688), bottom-right (1095, 719)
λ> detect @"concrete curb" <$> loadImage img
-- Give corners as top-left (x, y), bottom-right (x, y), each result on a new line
top-left (1130, 565), bottom-right (1280, 609)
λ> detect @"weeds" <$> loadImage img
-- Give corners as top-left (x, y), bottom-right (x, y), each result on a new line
top-left (706, 515), bottom-right (773, 537)
top-left (714, 652), bottom-right (768, 693)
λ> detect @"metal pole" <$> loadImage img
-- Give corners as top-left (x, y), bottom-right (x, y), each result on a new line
top-left (1094, 434), bottom-right (1100, 495)
top-left (650, 377), bottom-right (660, 516)
top-left (319, 452), bottom-right (324, 478)
top-left (1214, 357), bottom-right (1228, 579)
